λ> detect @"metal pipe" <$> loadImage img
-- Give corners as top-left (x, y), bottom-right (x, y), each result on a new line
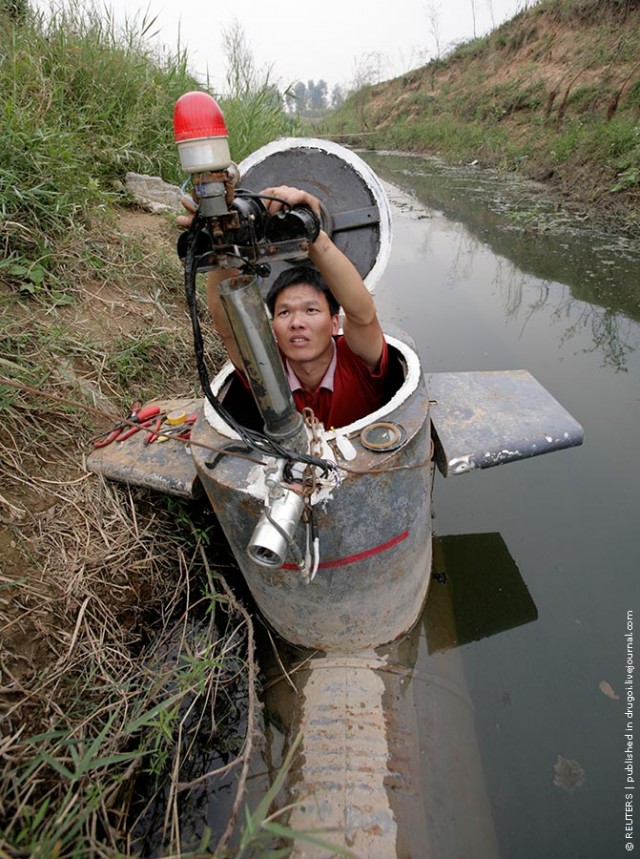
top-left (218, 274), bottom-right (307, 451)
top-left (247, 486), bottom-right (306, 568)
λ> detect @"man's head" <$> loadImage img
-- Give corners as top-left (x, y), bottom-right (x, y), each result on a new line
top-left (266, 266), bottom-right (340, 366)
top-left (266, 266), bottom-right (340, 318)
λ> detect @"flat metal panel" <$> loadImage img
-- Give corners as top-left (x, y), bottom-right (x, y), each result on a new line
top-left (428, 370), bottom-right (584, 477)
top-left (86, 398), bottom-right (201, 498)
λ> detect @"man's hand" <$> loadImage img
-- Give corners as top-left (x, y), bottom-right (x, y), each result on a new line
top-left (177, 194), bottom-right (197, 230)
top-left (178, 185), bottom-right (321, 227)
top-left (260, 185), bottom-right (322, 220)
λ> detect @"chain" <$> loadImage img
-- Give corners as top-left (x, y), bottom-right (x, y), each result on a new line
top-left (300, 408), bottom-right (322, 581)
top-left (301, 408), bottom-right (322, 503)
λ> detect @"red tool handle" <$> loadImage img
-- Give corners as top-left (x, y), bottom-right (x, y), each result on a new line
top-left (117, 415), bottom-right (157, 442)
top-left (135, 404), bottom-right (161, 421)
top-left (92, 404), bottom-right (161, 448)
top-left (144, 416), bottom-right (164, 445)
top-left (93, 427), bottom-right (123, 449)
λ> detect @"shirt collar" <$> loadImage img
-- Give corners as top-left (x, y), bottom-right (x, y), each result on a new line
top-left (286, 338), bottom-right (337, 392)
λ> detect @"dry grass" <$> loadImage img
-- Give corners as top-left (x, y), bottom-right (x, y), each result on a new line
top-left (0, 414), bottom-right (260, 856)
top-left (0, 208), bottom-right (260, 857)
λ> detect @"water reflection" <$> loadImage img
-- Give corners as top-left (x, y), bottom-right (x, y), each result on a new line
top-left (243, 527), bottom-right (539, 859)
top-left (364, 151), bottom-right (640, 371)
top-left (258, 534), bottom-right (525, 858)
top-left (364, 152), bottom-right (635, 859)
top-left (428, 533), bottom-right (538, 653)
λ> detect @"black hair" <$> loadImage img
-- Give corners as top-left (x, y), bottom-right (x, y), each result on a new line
top-left (266, 265), bottom-right (340, 318)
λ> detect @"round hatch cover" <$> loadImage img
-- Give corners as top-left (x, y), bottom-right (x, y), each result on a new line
top-left (239, 138), bottom-right (392, 293)
top-left (360, 421), bottom-right (407, 452)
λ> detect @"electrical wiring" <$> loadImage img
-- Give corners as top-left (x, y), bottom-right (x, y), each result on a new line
top-left (182, 212), bottom-right (335, 478)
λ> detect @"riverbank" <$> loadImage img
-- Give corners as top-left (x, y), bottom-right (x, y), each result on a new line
top-left (0, 7), bottom-right (301, 849)
top-left (0, 204), bottom-right (255, 854)
top-left (318, 0), bottom-right (640, 236)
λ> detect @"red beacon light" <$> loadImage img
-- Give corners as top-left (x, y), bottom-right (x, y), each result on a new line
top-left (173, 91), bottom-right (231, 174)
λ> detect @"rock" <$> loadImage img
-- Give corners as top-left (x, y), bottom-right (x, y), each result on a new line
top-left (125, 172), bottom-right (182, 214)
top-left (553, 754), bottom-right (586, 791)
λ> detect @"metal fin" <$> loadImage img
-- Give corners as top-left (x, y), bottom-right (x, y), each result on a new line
top-left (428, 370), bottom-right (584, 477)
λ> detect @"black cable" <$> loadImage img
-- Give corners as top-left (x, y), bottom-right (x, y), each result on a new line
top-left (234, 189), bottom-right (294, 210)
top-left (183, 214), bottom-right (335, 477)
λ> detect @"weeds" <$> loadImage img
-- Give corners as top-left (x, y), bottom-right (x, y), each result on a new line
top-left (0, 2), bottom-right (192, 279)
top-left (0, 2), bottom-right (297, 298)
top-left (0, 2), bottom-right (315, 853)
top-left (318, 0), bottom-right (640, 230)
top-left (0, 465), bottom-right (253, 856)
top-left (0, 352), bottom-right (295, 856)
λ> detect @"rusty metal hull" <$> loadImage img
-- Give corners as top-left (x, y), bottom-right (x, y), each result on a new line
top-left (260, 599), bottom-right (499, 858)
top-left (190, 352), bottom-right (432, 651)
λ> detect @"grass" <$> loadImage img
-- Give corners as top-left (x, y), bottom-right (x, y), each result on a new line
top-left (0, 474), bottom-right (256, 857)
top-left (0, 5), bottom-right (191, 296)
top-left (0, 328), bottom-right (301, 858)
top-left (0, 1), bottom-right (299, 299)
top-left (317, 0), bottom-right (640, 232)
top-left (0, 1), bottom-right (309, 855)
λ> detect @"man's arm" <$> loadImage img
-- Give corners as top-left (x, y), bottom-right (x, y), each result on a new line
top-left (261, 186), bottom-right (385, 371)
top-left (178, 187), bottom-right (385, 371)
top-left (308, 230), bottom-right (384, 370)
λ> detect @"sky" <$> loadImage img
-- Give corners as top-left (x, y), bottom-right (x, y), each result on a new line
top-left (36, 0), bottom-right (534, 94)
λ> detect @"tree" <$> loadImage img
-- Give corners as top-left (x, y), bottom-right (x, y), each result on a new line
top-left (290, 80), bottom-right (307, 113)
top-left (309, 79), bottom-right (328, 111)
top-left (486, 0), bottom-right (496, 29)
top-left (349, 53), bottom-right (384, 130)
top-left (286, 80), bottom-right (329, 114)
top-left (331, 84), bottom-right (344, 109)
top-left (350, 51), bottom-right (385, 92)
top-left (284, 84), bottom-right (299, 114)
top-left (223, 19), bottom-right (260, 97)
top-left (426, 1), bottom-right (443, 61)
top-left (219, 20), bottom-right (291, 158)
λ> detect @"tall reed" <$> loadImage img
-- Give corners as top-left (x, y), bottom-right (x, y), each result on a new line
top-left (0, 2), bottom-right (308, 855)
top-left (0, 2), bottom-right (298, 296)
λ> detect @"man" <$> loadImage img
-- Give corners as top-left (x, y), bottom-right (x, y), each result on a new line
top-left (184, 185), bottom-right (390, 428)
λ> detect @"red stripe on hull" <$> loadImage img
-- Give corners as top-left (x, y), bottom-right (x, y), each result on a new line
top-left (282, 529), bottom-right (410, 571)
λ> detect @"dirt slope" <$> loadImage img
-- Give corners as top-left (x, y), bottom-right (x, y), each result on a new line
top-left (327, 0), bottom-right (640, 227)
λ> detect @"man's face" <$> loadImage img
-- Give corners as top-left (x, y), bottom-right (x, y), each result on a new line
top-left (271, 284), bottom-right (339, 364)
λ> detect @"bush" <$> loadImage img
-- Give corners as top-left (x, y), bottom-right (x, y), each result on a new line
top-left (548, 0), bottom-right (640, 22)
top-left (0, 2), bottom-right (297, 295)
top-left (0, 1), bottom-right (198, 284)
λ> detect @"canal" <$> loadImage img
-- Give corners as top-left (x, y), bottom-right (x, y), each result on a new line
top-left (134, 151), bottom-right (639, 858)
top-left (363, 150), bottom-right (640, 858)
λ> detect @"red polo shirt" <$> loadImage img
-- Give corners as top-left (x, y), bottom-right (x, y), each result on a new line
top-left (285, 335), bottom-right (389, 429)
top-left (234, 335), bottom-right (390, 429)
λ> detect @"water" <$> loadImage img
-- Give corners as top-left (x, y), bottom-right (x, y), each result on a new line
top-left (138, 153), bottom-right (639, 857)
top-left (363, 151), bottom-right (640, 858)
